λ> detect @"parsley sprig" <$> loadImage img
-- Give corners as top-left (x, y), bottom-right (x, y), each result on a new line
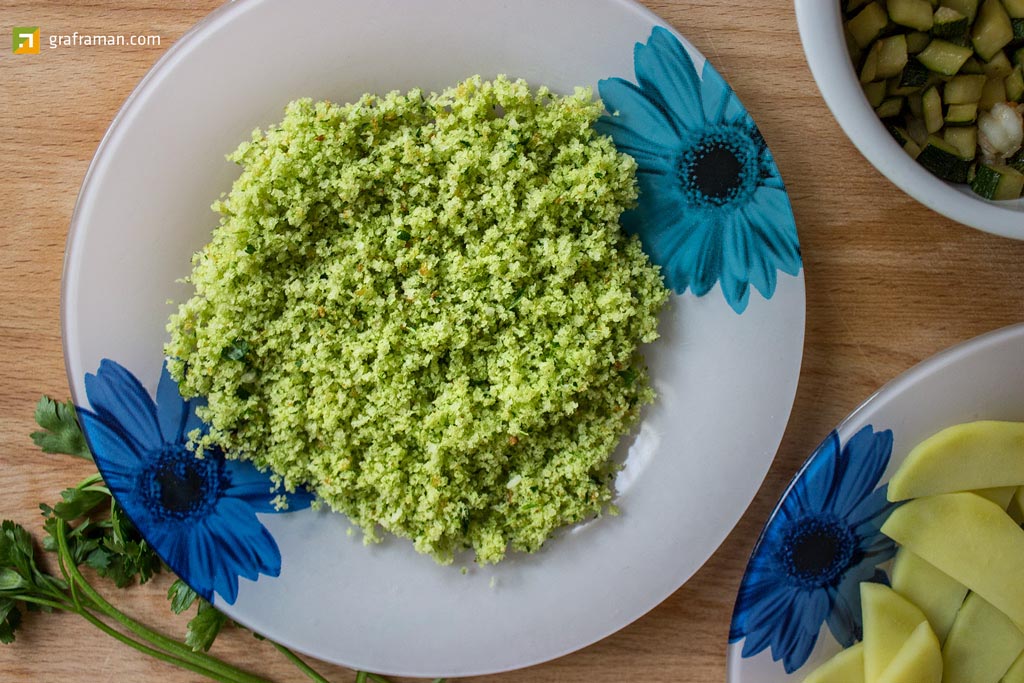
top-left (1, 397), bottom-right (443, 683)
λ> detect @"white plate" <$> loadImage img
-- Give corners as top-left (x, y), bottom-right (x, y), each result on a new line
top-left (727, 323), bottom-right (1024, 681)
top-left (62, 0), bottom-right (805, 675)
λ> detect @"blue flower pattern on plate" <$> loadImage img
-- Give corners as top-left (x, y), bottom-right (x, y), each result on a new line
top-left (596, 27), bottom-right (801, 314)
top-left (77, 359), bottom-right (313, 604)
top-left (728, 425), bottom-right (899, 673)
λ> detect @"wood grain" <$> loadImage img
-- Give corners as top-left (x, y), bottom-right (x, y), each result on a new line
top-left (1, 1), bottom-right (1022, 681)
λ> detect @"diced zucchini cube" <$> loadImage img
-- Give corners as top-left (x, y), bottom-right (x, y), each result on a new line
top-left (861, 41), bottom-right (883, 82)
top-left (908, 116), bottom-right (931, 144)
top-left (924, 85), bottom-right (946, 131)
top-left (973, 0), bottom-right (1014, 59)
top-left (1002, 0), bottom-right (1024, 19)
top-left (877, 97), bottom-right (906, 118)
top-left (1008, 149), bottom-right (1024, 171)
top-left (918, 134), bottom-right (973, 181)
top-left (892, 0), bottom-right (938, 29)
top-left (917, 38), bottom-right (975, 74)
top-left (877, 35), bottom-right (911, 78)
top-left (983, 49), bottom-right (1015, 77)
top-left (864, 80), bottom-right (889, 106)
top-left (971, 163), bottom-right (1024, 198)
top-left (850, 3), bottom-right (892, 48)
top-left (908, 30), bottom-right (934, 52)
top-left (962, 56), bottom-right (988, 72)
top-left (945, 74), bottom-right (988, 102)
top-left (1013, 17), bottom-right (1024, 39)
top-left (909, 91), bottom-right (926, 115)
top-left (899, 57), bottom-right (933, 87)
top-left (945, 102), bottom-right (980, 124)
top-left (944, 125), bottom-right (979, 157)
top-left (846, 27), bottom-right (864, 65)
top-left (1006, 64), bottom-right (1024, 100)
top-left (941, 0), bottom-right (980, 22)
top-left (932, 6), bottom-right (971, 43)
top-left (980, 75), bottom-right (1009, 107)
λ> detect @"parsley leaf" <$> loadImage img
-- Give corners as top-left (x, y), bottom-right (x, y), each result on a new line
top-left (0, 568), bottom-right (27, 593)
top-left (53, 488), bottom-right (107, 521)
top-left (30, 397), bottom-right (92, 461)
top-left (185, 600), bottom-right (228, 652)
top-left (167, 579), bottom-right (198, 615)
top-left (220, 338), bottom-right (250, 362)
top-left (0, 598), bottom-right (21, 644)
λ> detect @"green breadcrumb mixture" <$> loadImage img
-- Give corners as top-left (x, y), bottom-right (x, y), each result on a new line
top-left (165, 75), bottom-right (669, 565)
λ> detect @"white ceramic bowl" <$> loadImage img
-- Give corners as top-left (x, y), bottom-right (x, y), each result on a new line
top-left (795, 0), bottom-right (1024, 240)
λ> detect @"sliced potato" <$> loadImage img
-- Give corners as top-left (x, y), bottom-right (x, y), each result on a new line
top-left (891, 547), bottom-right (968, 643)
top-left (887, 421), bottom-right (1024, 501)
top-left (803, 642), bottom-right (865, 683)
top-left (1008, 487), bottom-right (1024, 524)
top-left (863, 582), bottom-right (929, 682)
top-left (974, 486), bottom-right (1018, 509)
top-left (877, 620), bottom-right (942, 683)
top-left (942, 592), bottom-right (1024, 683)
top-left (1003, 651), bottom-right (1024, 683)
top-left (881, 492), bottom-right (1024, 626)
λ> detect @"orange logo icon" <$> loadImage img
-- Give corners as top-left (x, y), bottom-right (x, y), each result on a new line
top-left (13, 27), bottom-right (40, 54)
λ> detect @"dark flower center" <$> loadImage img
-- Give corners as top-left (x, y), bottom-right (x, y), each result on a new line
top-left (780, 516), bottom-right (856, 589)
top-left (677, 126), bottom-right (759, 209)
top-left (142, 446), bottom-right (225, 521)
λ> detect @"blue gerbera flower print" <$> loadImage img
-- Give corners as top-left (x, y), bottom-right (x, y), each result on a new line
top-left (596, 27), bottom-right (801, 314)
top-left (728, 425), bottom-right (899, 673)
top-left (76, 359), bottom-right (313, 604)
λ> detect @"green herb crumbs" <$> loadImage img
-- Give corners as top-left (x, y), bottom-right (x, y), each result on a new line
top-left (166, 75), bottom-right (669, 565)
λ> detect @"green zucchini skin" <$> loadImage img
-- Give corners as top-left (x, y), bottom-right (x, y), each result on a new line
top-left (917, 136), bottom-right (972, 182)
top-left (899, 58), bottom-right (933, 86)
top-left (971, 163), bottom-right (1024, 199)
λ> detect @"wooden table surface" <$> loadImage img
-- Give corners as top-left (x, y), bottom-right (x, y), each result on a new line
top-left (2, 1), bottom-right (1023, 681)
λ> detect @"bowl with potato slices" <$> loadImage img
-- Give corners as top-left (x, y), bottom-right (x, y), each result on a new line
top-left (726, 322), bottom-right (1024, 682)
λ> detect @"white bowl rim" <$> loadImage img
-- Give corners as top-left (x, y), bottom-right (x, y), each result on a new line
top-left (794, 0), bottom-right (1024, 240)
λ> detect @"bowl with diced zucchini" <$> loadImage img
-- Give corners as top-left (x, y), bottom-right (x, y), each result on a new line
top-left (796, 0), bottom-right (1024, 239)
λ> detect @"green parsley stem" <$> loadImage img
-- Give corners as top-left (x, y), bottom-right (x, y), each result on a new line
top-left (270, 641), bottom-right (332, 683)
top-left (365, 674), bottom-right (394, 683)
top-left (76, 605), bottom-right (256, 683)
top-left (355, 672), bottom-right (368, 683)
top-left (54, 516), bottom-right (271, 683)
top-left (8, 595), bottom-right (72, 611)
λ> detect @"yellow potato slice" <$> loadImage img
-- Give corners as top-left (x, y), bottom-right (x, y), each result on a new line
top-left (1002, 650), bottom-right (1024, 683)
top-left (891, 547), bottom-right (968, 644)
top-left (974, 486), bottom-right (1019, 509)
top-left (863, 582), bottom-right (929, 682)
top-left (1008, 487), bottom-right (1024, 524)
top-left (942, 592), bottom-right (1024, 683)
top-left (877, 620), bottom-right (943, 683)
top-left (803, 642), bottom-right (865, 683)
top-left (888, 421), bottom-right (1024, 501)
top-left (881, 492), bottom-right (1024, 626)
